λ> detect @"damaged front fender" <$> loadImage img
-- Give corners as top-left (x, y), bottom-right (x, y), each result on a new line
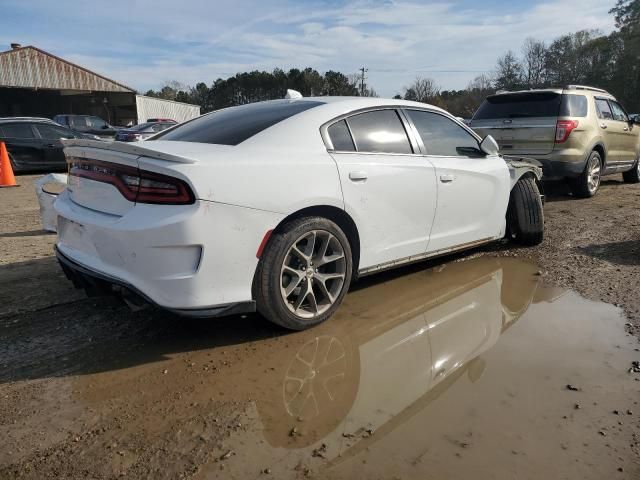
top-left (504, 156), bottom-right (543, 190)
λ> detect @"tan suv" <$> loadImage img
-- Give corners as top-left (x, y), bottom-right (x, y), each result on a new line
top-left (470, 85), bottom-right (640, 197)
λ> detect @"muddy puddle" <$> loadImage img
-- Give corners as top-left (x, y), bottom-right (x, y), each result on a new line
top-left (1, 257), bottom-right (638, 479)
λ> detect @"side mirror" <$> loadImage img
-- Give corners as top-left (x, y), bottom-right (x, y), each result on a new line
top-left (479, 135), bottom-right (500, 156)
top-left (631, 115), bottom-right (640, 125)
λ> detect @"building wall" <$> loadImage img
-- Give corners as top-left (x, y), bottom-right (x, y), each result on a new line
top-left (135, 95), bottom-right (201, 124)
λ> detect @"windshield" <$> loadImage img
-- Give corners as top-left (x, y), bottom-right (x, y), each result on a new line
top-left (130, 122), bottom-right (156, 132)
top-left (152, 100), bottom-right (324, 146)
top-left (473, 92), bottom-right (562, 119)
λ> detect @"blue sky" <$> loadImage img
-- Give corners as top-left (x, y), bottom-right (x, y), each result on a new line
top-left (0, 0), bottom-right (616, 96)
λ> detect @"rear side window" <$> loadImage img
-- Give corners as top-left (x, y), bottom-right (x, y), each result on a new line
top-left (327, 120), bottom-right (355, 151)
top-left (474, 92), bottom-right (561, 119)
top-left (35, 124), bottom-right (72, 140)
top-left (595, 98), bottom-right (613, 120)
top-left (609, 101), bottom-right (629, 122)
top-left (406, 110), bottom-right (480, 157)
top-left (1, 123), bottom-right (35, 139)
top-left (153, 100), bottom-right (324, 146)
top-left (560, 95), bottom-right (588, 117)
top-left (346, 110), bottom-right (412, 154)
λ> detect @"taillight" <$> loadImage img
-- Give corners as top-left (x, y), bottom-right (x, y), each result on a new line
top-left (555, 120), bottom-right (579, 143)
top-left (125, 133), bottom-right (141, 141)
top-left (68, 159), bottom-right (195, 205)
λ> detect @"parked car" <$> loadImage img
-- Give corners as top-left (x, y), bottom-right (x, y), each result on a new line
top-left (115, 120), bottom-right (177, 142)
top-left (470, 85), bottom-right (640, 197)
top-left (54, 96), bottom-right (543, 330)
top-left (0, 117), bottom-right (99, 172)
top-left (53, 114), bottom-right (120, 139)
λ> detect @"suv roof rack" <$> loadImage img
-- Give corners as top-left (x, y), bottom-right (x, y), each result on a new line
top-left (565, 85), bottom-right (610, 94)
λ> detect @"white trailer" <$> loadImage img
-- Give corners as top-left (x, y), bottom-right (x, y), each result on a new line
top-left (135, 95), bottom-right (200, 124)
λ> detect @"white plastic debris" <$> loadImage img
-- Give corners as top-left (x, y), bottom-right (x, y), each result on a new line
top-left (35, 173), bottom-right (68, 232)
top-left (285, 89), bottom-right (303, 99)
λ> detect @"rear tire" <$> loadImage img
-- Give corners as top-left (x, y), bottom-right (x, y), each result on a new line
top-left (622, 159), bottom-right (640, 183)
top-left (506, 176), bottom-right (544, 246)
top-left (570, 151), bottom-right (602, 197)
top-left (254, 216), bottom-right (353, 331)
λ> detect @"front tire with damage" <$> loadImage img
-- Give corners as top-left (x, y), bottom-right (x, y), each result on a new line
top-left (506, 176), bottom-right (544, 246)
top-left (254, 216), bottom-right (353, 330)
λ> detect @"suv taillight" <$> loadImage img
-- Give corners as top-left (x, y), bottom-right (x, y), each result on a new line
top-left (555, 120), bottom-right (579, 143)
top-left (69, 159), bottom-right (195, 205)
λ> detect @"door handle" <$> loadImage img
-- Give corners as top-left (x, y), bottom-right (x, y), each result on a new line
top-left (45, 143), bottom-right (56, 147)
top-left (439, 174), bottom-right (455, 183)
top-left (348, 171), bottom-right (368, 182)
top-left (623, 126), bottom-right (629, 132)
top-left (600, 123), bottom-right (607, 129)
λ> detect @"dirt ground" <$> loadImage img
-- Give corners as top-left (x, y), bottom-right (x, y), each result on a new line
top-left (1, 175), bottom-right (639, 479)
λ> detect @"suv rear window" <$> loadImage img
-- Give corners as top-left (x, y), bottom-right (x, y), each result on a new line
top-left (474, 92), bottom-right (562, 119)
top-left (559, 95), bottom-right (588, 117)
top-left (153, 100), bottom-right (324, 146)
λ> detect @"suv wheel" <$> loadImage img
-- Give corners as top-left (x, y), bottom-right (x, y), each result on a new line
top-left (254, 217), bottom-right (353, 330)
top-left (622, 158), bottom-right (640, 184)
top-left (506, 176), bottom-right (544, 246)
top-left (571, 151), bottom-right (602, 198)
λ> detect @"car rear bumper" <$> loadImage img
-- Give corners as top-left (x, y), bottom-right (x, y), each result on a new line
top-left (526, 155), bottom-right (587, 179)
top-left (54, 190), bottom-right (285, 314)
top-left (56, 246), bottom-right (256, 318)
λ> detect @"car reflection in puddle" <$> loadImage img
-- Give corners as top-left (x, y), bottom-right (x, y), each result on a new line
top-left (210, 257), bottom-right (637, 479)
top-left (250, 258), bottom-right (544, 448)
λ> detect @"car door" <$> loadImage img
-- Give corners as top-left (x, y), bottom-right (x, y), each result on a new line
top-left (326, 109), bottom-right (438, 270)
top-left (403, 109), bottom-right (510, 254)
top-left (609, 100), bottom-right (639, 162)
top-left (33, 123), bottom-right (75, 168)
top-left (0, 123), bottom-right (44, 169)
top-left (594, 97), bottom-right (624, 164)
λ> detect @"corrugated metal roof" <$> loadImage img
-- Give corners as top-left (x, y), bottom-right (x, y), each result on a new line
top-left (0, 46), bottom-right (135, 93)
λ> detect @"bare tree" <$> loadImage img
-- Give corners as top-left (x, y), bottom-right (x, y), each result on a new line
top-left (493, 51), bottom-right (524, 91)
top-left (403, 77), bottom-right (440, 103)
top-left (522, 38), bottom-right (547, 88)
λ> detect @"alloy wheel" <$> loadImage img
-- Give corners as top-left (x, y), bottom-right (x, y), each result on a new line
top-left (587, 155), bottom-right (601, 194)
top-left (280, 230), bottom-right (347, 319)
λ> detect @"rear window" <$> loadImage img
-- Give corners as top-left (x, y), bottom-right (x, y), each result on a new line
top-left (474, 92), bottom-right (562, 120)
top-left (560, 95), bottom-right (588, 117)
top-left (153, 100), bottom-right (324, 146)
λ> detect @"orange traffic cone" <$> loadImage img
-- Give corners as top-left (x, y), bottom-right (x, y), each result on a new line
top-left (0, 141), bottom-right (18, 188)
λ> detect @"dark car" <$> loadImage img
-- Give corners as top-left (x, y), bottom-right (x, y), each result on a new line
top-left (0, 117), bottom-right (89, 172)
top-left (53, 114), bottom-right (120, 139)
top-left (115, 120), bottom-right (177, 142)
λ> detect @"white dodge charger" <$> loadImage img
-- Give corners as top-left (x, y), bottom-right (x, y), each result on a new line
top-left (54, 96), bottom-right (543, 330)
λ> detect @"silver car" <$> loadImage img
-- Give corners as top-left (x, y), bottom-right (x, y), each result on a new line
top-left (115, 121), bottom-right (177, 142)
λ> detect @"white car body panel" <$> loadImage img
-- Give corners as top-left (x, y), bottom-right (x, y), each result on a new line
top-left (330, 151), bottom-right (437, 268)
top-left (55, 96), bottom-right (542, 315)
top-left (426, 154), bottom-right (510, 253)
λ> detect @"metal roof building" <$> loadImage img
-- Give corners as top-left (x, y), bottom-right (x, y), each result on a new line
top-left (0, 44), bottom-right (200, 125)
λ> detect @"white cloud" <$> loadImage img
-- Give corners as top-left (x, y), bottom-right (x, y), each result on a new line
top-left (0, 0), bottom-right (617, 96)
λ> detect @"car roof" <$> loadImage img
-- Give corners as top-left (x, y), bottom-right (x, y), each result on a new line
top-left (0, 116), bottom-right (58, 124)
top-left (490, 86), bottom-right (614, 98)
top-left (55, 114), bottom-right (100, 117)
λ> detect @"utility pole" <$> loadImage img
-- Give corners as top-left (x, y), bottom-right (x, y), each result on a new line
top-left (359, 67), bottom-right (368, 96)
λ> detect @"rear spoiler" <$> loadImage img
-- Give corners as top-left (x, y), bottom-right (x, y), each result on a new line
top-left (61, 138), bottom-right (197, 164)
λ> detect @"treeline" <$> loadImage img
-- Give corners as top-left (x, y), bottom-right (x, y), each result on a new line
top-left (146, 0), bottom-right (639, 117)
top-left (145, 68), bottom-right (372, 112)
